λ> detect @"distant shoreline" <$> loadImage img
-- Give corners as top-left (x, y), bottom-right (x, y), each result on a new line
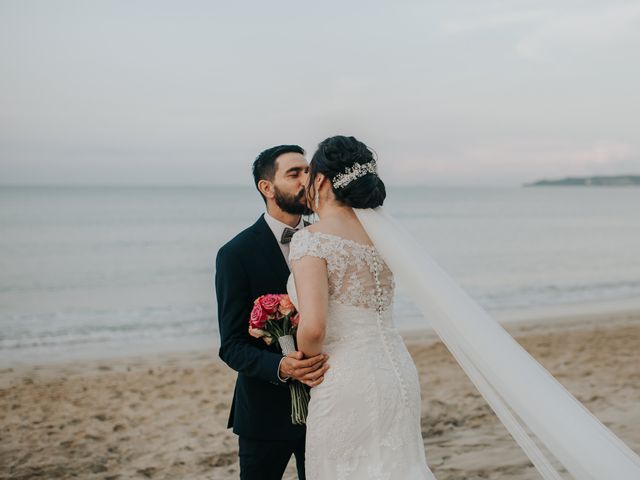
top-left (524, 174), bottom-right (640, 187)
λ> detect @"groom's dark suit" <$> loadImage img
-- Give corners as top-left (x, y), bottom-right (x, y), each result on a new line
top-left (215, 214), bottom-right (306, 479)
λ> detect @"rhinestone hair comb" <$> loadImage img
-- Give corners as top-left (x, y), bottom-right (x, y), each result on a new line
top-left (331, 160), bottom-right (378, 189)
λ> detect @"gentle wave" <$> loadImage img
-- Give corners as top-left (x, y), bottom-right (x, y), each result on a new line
top-left (2, 185), bottom-right (639, 362)
top-left (0, 305), bottom-right (214, 351)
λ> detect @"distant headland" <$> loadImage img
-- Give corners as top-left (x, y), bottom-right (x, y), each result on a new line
top-left (524, 175), bottom-right (640, 187)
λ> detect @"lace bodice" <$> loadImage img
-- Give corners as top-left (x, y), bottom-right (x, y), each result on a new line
top-left (288, 229), bottom-right (395, 311)
top-left (287, 229), bottom-right (433, 479)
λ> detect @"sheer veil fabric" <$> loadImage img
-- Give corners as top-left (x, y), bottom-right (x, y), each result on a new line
top-left (354, 207), bottom-right (640, 480)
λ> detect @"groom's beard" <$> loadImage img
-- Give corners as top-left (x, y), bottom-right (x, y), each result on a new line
top-left (274, 186), bottom-right (313, 215)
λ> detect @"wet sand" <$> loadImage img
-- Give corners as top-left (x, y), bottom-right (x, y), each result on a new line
top-left (2, 310), bottom-right (639, 479)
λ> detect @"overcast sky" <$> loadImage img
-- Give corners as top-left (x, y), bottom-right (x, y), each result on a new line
top-left (1, 0), bottom-right (639, 186)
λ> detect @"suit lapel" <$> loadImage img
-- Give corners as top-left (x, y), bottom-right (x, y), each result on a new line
top-left (251, 214), bottom-right (291, 280)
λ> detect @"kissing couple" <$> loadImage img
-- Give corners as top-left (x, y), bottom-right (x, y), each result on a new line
top-left (215, 136), bottom-right (640, 480)
top-left (215, 135), bottom-right (435, 479)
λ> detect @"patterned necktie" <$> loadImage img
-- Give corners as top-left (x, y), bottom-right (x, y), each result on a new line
top-left (280, 227), bottom-right (299, 244)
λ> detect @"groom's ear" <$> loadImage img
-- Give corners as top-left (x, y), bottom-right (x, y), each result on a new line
top-left (257, 179), bottom-right (274, 200)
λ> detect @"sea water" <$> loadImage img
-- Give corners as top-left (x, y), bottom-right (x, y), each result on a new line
top-left (1, 185), bottom-right (639, 365)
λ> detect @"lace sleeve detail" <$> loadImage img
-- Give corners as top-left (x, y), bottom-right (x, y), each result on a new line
top-left (289, 229), bottom-right (395, 311)
top-left (289, 229), bottom-right (330, 263)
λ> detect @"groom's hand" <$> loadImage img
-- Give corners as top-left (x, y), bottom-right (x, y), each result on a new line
top-left (279, 351), bottom-right (330, 388)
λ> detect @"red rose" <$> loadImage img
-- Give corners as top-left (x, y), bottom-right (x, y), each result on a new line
top-left (259, 294), bottom-right (281, 314)
top-left (249, 303), bottom-right (268, 329)
top-left (291, 312), bottom-right (300, 327)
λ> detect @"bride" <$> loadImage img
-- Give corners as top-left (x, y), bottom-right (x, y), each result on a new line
top-left (287, 135), bottom-right (436, 479)
top-left (287, 135), bottom-right (640, 479)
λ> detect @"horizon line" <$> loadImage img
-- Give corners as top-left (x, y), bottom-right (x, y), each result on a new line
top-left (0, 182), bottom-right (524, 189)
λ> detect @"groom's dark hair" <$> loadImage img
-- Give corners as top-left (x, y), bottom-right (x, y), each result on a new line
top-left (252, 144), bottom-right (305, 203)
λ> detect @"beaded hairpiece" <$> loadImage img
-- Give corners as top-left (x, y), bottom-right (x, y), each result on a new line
top-left (331, 160), bottom-right (378, 189)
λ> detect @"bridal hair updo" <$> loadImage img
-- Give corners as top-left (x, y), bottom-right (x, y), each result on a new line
top-left (308, 135), bottom-right (386, 209)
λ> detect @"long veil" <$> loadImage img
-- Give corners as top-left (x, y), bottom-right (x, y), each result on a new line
top-left (354, 206), bottom-right (640, 480)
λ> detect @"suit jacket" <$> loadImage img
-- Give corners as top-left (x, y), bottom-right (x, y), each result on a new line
top-left (215, 214), bottom-right (306, 441)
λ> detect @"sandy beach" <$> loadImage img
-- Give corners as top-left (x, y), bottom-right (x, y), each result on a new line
top-left (2, 309), bottom-right (639, 480)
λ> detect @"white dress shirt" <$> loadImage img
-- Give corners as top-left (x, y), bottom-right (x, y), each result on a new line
top-left (263, 210), bottom-right (305, 269)
top-left (263, 211), bottom-right (305, 383)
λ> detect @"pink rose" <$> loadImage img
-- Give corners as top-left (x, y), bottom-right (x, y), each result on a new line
top-left (278, 295), bottom-right (295, 316)
top-left (291, 313), bottom-right (300, 327)
top-left (249, 303), bottom-right (268, 329)
top-left (259, 294), bottom-right (281, 314)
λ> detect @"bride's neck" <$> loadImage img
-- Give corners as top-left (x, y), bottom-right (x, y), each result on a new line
top-left (316, 202), bottom-right (353, 221)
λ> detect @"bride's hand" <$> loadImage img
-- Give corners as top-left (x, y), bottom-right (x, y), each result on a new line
top-left (280, 351), bottom-right (330, 388)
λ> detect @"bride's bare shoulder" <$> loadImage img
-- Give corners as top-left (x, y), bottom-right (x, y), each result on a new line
top-left (306, 218), bottom-right (343, 236)
top-left (305, 222), bottom-right (323, 234)
top-left (306, 216), bottom-right (372, 246)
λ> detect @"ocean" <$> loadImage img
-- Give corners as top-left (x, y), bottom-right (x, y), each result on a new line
top-left (1, 185), bottom-right (639, 366)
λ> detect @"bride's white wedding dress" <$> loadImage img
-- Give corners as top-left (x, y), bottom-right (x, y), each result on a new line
top-left (285, 209), bottom-right (640, 480)
top-left (287, 229), bottom-right (436, 480)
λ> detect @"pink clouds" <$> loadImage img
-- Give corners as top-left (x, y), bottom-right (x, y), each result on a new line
top-left (379, 140), bottom-right (637, 185)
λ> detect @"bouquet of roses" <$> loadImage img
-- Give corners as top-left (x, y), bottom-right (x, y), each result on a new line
top-left (249, 293), bottom-right (309, 425)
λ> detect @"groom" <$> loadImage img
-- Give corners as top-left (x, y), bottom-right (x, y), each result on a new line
top-left (215, 145), bottom-right (330, 480)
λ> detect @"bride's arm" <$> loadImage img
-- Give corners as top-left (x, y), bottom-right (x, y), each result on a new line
top-left (290, 256), bottom-right (329, 357)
